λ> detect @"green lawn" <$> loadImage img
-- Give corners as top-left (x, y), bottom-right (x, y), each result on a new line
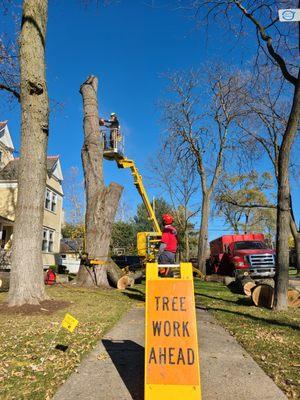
top-left (194, 280), bottom-right (300, 400)
top-left (124, 279), bottom-right (300, 399)
top-left (1, 279), bottom-right (299, 400)
top-left (0, 286), bottom-right (132, 400)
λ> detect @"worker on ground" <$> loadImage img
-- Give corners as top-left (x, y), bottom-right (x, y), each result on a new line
top-left (158, 214), bottom-right (178, 269)
top-left (104, 112), bottom-right (120, 149)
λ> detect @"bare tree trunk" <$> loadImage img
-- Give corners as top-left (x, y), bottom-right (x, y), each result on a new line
top-left (294, 235), bottom-right (300, 275)
top-left (198, 193), bottom-right (210, 273)
top-left (8, 0), bottom-right (49, 307)
top-left (78, 76), bottom-right (123, 288)
top-left (274, 76), bottom-right (300, 311)
top-left (184, 229), bottom-right (190, 262)
top-left (290, 210), bottom-right (300, 275)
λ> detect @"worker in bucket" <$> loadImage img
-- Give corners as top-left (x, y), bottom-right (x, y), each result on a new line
top-left (158, 214), bottom-right (178, 275)
top-left (103, 112), bottom-right (120, 149)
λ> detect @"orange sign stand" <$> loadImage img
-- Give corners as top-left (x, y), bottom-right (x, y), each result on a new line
top-left (145, 262), bottom-right (202, 400)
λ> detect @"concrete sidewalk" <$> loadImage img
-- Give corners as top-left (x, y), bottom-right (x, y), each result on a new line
top-left (53, 305), bottom-right (287, 400)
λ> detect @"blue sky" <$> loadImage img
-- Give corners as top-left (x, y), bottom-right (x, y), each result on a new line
top-left (1, 1), bottom-right (299, 238)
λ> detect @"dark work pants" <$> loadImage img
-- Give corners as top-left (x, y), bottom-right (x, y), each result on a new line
top-left (158, 251), bottom-right (175, 264)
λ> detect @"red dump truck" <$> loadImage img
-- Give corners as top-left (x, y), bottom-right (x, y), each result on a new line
top-left (207, 233), bottom-right (275, 278)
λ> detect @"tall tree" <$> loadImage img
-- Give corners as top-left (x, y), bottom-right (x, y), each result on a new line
top-left (188, 0), bottom-right (300, 309)
top-left (150, 147), bottom-right (199, 260)
top-left (237, 65), bottom-right (300, 274)
top-left (134, 197), bottom-right (172, 233)
top-left (110, 221), bottom-right (137, 254)
top-left (161, 67), bottom-right (247, 272)
top-left (63, 166), bottom-right (85, 225)
top-left (77, 76), bottom-right (123, 288)
top-left (215, 171), bottom-right (276, 237)
top-left (8, 0), bottom-right (49, 306)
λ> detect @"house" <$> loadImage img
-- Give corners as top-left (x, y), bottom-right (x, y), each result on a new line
top-left (0, 121), bottom-right (64, 268)
top-left (59, 238), bottom-right (83, 273)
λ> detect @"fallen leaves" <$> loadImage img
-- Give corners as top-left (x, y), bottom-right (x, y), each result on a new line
top-left (97, 352), bottom-right (109, 361)
top-left (0, 285), bottom-right (132, 399)
top-left (194, 280), bottom-right (300, 400)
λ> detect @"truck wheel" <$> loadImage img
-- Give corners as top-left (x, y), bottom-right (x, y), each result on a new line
top-left (206, 260), bottom-right (213, 275)
top-left (230, 266), bottom-right (235, 277)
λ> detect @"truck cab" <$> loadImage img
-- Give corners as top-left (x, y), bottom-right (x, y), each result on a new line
top-left (208, 234), bottom-right (275, 279)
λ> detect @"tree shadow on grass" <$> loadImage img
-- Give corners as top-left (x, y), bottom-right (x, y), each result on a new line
top-left (102, 339), bottom-right (144, 400)
top-left (196, 305), bottom-right (300, 331)
top-left (122, 287), bottom-right (145, 302)
top-left (196, 292), bottom-right (243, 305)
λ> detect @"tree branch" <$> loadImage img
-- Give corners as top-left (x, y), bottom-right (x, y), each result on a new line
top-left (233, 0), bottom-right (297, 85)
top-left (0, 83), bottom-right (20, 101)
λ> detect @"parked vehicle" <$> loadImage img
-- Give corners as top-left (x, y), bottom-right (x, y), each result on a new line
top-left (111, 255), bottom-right (143, 271)
top-left (208, 233), bottom-right (275, 278)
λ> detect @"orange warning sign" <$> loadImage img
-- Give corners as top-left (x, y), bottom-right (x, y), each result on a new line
top-left (145, 263), bottom-right (201, 399)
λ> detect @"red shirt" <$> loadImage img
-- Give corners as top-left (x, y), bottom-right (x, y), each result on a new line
top-left (161, 225), bottom-right (178, 253)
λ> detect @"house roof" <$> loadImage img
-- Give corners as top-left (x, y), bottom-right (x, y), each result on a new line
top-left (0, 156), bottom-right (60, 181)
top-left (60, 238), bottom-right (83, 253)
top-left (0, 120), bottom-right (14, 150)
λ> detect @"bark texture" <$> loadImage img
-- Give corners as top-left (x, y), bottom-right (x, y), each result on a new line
top-left (197, 193), bottom-right (210, 273)
top-left (8, 0), bottom-right (49, 306)
top-left (290, 216), bottom-right (300, 274)
top-left (78, 76), bottom-right (123, 288)
top-left (274, 75), bottom-right (300, 310)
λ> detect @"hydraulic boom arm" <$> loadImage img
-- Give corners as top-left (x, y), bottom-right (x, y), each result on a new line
top-left (116, 157), bottom-right (162, 236)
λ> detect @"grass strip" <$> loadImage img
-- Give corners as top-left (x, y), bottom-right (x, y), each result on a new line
top-left (194, 280), bottom-right (300, 400)
top-left (0, 285), bottom-right (132, 400)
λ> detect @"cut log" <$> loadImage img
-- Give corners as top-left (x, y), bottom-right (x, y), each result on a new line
top-left (117, 275), bottom-right (135, 290)
top-left (255, 278), bottom-right (275, 287)
top-left (238, 276), bottom-right (256, 296)
top-left (243, 281), bottom-right (256, 296)
top-left (106, 260), bottom-right (123, 288)
top-left (131, 270), bottom-right (144, 283)
top-left (288, 289), bottom-right (300, 308)
top-left (251, 284), bottom-right (274, 308)
top-left (117, 270), bottom-right (144, 290)
top-left (224, 276), bottom-right (235, 286)
top-left (205, 274), bottom-right (225, 283)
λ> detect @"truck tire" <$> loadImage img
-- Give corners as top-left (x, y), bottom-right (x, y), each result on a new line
top-left (206, 259), bottom-right (213, 275)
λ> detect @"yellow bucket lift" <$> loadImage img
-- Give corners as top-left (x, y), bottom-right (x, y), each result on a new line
top-left (103, 132), bottom-right (162, 261)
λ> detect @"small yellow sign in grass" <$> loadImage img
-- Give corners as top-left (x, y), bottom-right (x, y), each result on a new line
top-left (61, 313), bottom-right (79, 333)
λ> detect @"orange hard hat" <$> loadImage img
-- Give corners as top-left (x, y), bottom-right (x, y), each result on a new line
top-left (162, 214), bottom-right (174, 225)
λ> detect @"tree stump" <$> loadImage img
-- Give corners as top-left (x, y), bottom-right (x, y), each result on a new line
top-left (76, 259), bottom-right (123, 288)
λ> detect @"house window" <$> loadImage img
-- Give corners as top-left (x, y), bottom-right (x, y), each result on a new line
top-left (45, 189), bottom-right (57, 213)
top-left (45, 189), bottom-right (51, 210)
top-left (42, 228), bottom-right (55, 252)
top-left (51, 193), bottom-right (57, 212)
